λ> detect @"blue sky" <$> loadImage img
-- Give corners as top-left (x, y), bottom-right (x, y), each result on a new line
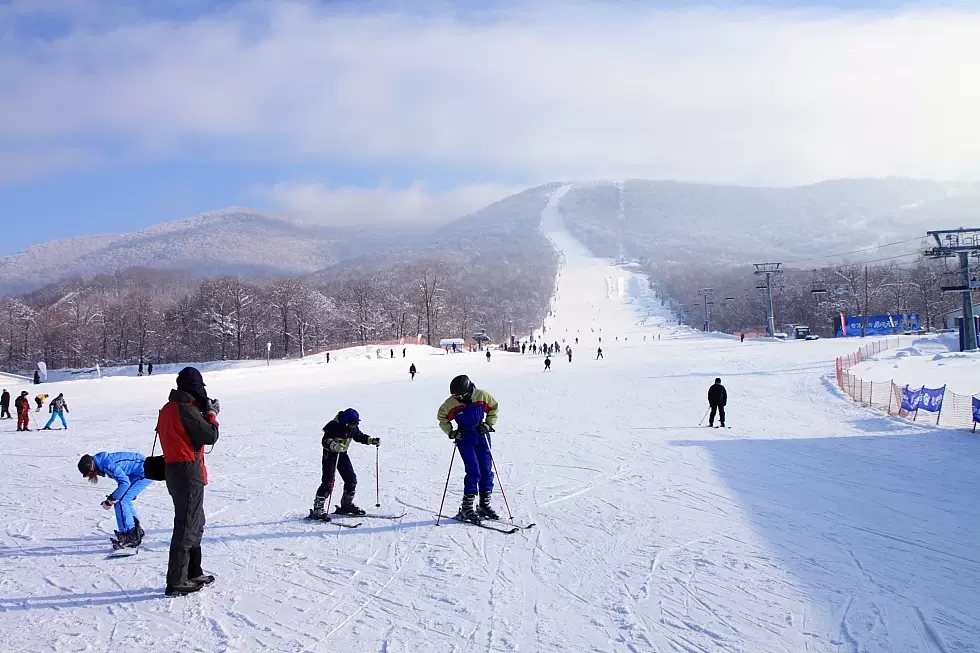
top-left (1, 0), bottom-right (978, 255)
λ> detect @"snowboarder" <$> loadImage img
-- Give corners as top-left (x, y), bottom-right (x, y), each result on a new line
top-left (34, 393), bottom-right (48, 412)
top-left (156, 367), bottom-right (220, 597)
top-left (0, 389), bottom-right (10, 419)
top-left (438, 375), bottom-right (500, 523)
top-left (308, 409), bottom-right (380, 520)
top-left (708, 378), bottom-right (727, 428)
top-left (78, 452), bottom-right (152, 550)
top-left (33, 370), bottom-right (40, 385)
top-left (567, 348), bottom-right (572, 363)
top-left (148, 362), bottom-right (154, 375)
top-left (15, 391), bottom-right (30, 431)
top-left (42, 393), bottom-right (69, 430)
top-left (544, 356), bottom-right (552, 371)
top-left (410, 363), bottom-right (417, 380)
top-left (486, 350), bottom-right (491, 363)
top-left (596, 347), bottom-right (603, 359)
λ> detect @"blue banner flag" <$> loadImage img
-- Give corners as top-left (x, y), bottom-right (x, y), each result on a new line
top-left (973, 397), bottom-right (980, 424)
top-left (901, 386), bottom-right (921, 412)
top-left (917, 386), bottom-right (945, 413)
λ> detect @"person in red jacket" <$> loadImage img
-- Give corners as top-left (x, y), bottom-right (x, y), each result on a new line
top-left (156, 367), bottom-right (219, 597)
top-left (15, 391), bottom-right (31, 431)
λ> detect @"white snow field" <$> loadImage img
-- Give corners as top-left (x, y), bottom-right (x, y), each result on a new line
top-left (2, 188), bottom-right (979, 653)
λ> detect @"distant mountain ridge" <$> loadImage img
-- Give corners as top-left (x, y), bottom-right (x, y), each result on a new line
top-left (557, 178), bottom-right (980, 267)
top-left (3, 178), bottom-right (977, 296)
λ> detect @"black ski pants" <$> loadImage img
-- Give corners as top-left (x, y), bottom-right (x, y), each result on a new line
top-left (0, 405), bottom-right (9, 419)
top-left (166, 467), bottom-right (206, 587)
top-left (316, 450), bottom-right (356, 499)
top-left (709, 405), bottom-right (726, 426)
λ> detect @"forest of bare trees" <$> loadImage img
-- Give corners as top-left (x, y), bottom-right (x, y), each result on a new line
top-left (653, 257), bottom-right (965, 336)
top-left (0, 254), bottom-right (554, 373)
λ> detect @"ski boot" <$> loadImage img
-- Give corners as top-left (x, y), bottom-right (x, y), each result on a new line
top-left (454, 493), bottom-right (482, 524)
top-left (477, 491), bottom-right (499, 520)
top-left (307, 496), bottom-right (330, 520)
top-left (133, 518), bottom-right (145, 544)
top-left (335, 492), bottom-right (366, 516)
top-left (165, 582), bottom-right (204, 597)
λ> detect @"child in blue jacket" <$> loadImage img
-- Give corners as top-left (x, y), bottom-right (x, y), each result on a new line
top-left (78, 452), bottom-right (153, 548)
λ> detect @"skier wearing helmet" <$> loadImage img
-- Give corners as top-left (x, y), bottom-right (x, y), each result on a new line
top-left (437, 375), bottom-right (500, 523)
top-left (308, 408), bottom-right (380, 520)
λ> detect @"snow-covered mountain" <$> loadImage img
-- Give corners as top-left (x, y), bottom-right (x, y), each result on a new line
top-left (0, 208), bottom-right (411, 295)
top-left (558, 178), bottom-right (980, 266)
top-left (3, 178), bottom-right (976, 295)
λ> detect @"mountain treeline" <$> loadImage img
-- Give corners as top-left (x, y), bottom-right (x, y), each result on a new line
top-left (653, 258), bottom-right (964, 336)
top-left (0, 253), bottom-right (555, 373)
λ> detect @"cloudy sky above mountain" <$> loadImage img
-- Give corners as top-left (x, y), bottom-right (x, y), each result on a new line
top-left (1, 0), bottom-right (978, 254)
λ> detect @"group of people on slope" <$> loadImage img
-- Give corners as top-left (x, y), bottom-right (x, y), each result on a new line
top-left (2, 389), bottom-right (69, 431)
top-left (76, 367), bottom-right (502, 598)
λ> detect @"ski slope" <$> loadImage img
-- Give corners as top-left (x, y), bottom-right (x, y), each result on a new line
top-left (1, 188), bottom-right (978, 653)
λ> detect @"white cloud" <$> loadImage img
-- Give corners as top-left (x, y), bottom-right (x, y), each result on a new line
top-left (262, 182), bottom-right (523, 226)
top-left (1, 1), bottom-right (979, 184)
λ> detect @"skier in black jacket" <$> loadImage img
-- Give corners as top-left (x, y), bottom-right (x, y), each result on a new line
top-left (0, 389), bottom-right (10, 419)
top-left (707, 378), bottom-right (727, 428)
top-left (308, 409), bottom-right (379, 520)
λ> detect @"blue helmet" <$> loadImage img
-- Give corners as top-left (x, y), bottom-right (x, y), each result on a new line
top-left (338, 408), bottom-right (360, 426)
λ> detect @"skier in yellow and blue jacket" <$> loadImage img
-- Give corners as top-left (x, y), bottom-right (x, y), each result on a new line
top-left (438, 375), bottom-right (500, 523)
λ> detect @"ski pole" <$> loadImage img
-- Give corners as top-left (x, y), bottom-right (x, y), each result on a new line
top-left (435, 445), bottom-right (457, 526)
top-left (375, 445), bottom-right (381, 508)
top-left (485, 436), bottom-right (514, 520)
top-left (698, 407), bottom-right (710, 426)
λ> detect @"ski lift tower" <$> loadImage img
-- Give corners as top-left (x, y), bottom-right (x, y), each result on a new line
top-left (753, 263), bottom-right (782, 337)
top-left (697, 288), bottom-right (713, 332)
top-left (925, 228), bottom-right (980, 351)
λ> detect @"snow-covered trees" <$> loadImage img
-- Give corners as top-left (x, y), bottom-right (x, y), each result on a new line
top-left (0, 254), bottom-right (551, 372)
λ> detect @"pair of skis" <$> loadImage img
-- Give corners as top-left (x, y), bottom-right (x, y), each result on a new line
top-left (436, 514), bottom-right (536, 535)
top-left (306, 511), bottom-right (407, 529)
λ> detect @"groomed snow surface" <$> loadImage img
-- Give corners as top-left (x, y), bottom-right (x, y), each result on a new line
top-left (2, 187), bottom-right (979, 653)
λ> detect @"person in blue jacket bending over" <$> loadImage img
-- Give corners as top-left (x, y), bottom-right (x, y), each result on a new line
top-left (438, 374), bottom-right (500, 523)
top-left (78, 452), bottom-right (152, 548)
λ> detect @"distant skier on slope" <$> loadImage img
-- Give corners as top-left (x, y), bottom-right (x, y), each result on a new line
top-left (544, 356), bottom-right (552, 371)
top-left (486, 350), bottom-right (491, 363)
top-left (15, 391), bottom-right (30, 431)
top-left (438, 375), bottom-right (500, 523)
top-left (42, 393), bottom-right (69, 430)
top-left (308, 409), bottom-right (380, 520)
top-left (78, 452), bottom-right (152, 550)
top-left (409, 363), bottom-right (417, 380)
top-left (0, 388), bottom-right (10, 419)
top-left (596, 347), bottom-right (603, 360)
top-left (567, 348), bottom-right (572, 363)
top-left (708, 378), bottom-right (727, 428)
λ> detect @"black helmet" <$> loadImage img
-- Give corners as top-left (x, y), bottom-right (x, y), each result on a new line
top-left (450, 375), bottom-right (474, 402)
top-left (78, 454), bottom-right (96, 477)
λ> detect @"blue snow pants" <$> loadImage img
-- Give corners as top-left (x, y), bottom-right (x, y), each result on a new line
top-left (44, 411), bottom-right (67, 429)
top-left (114, 478), bottom-right (153, 532)
top-left (457, 429), bottom-right (494, 494)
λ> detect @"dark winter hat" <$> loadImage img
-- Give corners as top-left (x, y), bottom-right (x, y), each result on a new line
top-left (78, 454), bottom-right (96, 476)
top-left (715, 378), bottom-right (722, 383)
top-left (176, 367), bottom-right (206, 393)
top-left (339, 408), bottom-right (360, 426)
